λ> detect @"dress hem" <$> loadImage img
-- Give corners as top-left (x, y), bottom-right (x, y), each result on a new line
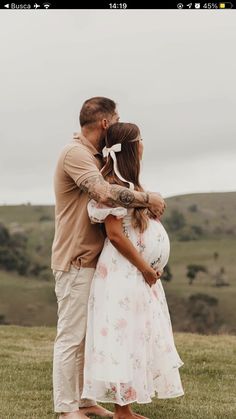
top-left (81, 391), bottom-right (185, 406)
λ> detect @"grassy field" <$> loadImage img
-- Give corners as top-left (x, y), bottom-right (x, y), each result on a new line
top-left (0, 236), bottom-right (235, 332)
top-left (165, 237), bottom-right (236, 333)
top-left (0, 192), bottom-right (235, 332)
top-left (0, 326), bottom-right (236, 418)
top-left (0, 271), bottom-right (56, 326)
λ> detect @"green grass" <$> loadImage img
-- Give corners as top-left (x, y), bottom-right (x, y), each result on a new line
top-left (0, 271), bottom-right (56, 326)
top-left (1, 236), bottom-right (236, 332)
top-left (163, 191), bottom-right (236, 237)
top-left (165, 238), bottom-right (236, 332)
top-left (0, 327), bottom-right (236, 418)
top-left (0, 204), bottom-right (54, 225)
top-left (0, 192), bottom-right (236, 333)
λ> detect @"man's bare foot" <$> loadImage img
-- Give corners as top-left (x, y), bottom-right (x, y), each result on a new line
top-left (80, 405), bottom-right (113, 417)
top-left (59, 411), bottom-right (89, 419)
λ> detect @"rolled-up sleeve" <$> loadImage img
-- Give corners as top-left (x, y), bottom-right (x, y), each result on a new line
top-left (63, 145), bottom-right (99, 187)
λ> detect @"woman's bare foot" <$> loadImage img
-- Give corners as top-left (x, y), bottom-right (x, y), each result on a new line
top-left (59, 411), bottom-right (89, 419)
top-left (114, 404), bottom-right (141, 419)
top-left (80, 405), bottom-right (113, 417)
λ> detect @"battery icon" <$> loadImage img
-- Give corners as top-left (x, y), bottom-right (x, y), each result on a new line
top-left (219, 2), bottom-right (233, 7)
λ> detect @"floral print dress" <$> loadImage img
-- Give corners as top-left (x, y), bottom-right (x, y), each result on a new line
top-left (82, 200), bottom-right (184, 405)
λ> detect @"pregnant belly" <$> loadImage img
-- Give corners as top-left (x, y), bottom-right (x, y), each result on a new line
top-left (142, 219), bottom-right (170, 271)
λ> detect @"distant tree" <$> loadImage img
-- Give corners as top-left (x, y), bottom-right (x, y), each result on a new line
top-left (186, 264), bottom-right (208, 285)
top-left (39, 215), bottom-right (53, 222)
top-left (161, 264), bottom-right (172, 282)
top-left (213, 252), bottom-right (219, 261)
top-left (0, 247), bottom-right (18, 271)
top-left (10, 231), bottom-right (28, 249)
top-left (17, 256), bottom-right (30, 275)
top-left (0, 225), bottom-right (30, 275)
top-left (187, 293), bottom-right (220, 334)
top-left (0, 246), bottom-right (30, 275)
top-left (188, 204), bottom-right (198, 212)
top-left (191, 225), bottom-right (203, 236)
top-left (0, 314), bottom-right (7, 325)
top-left (29, 263), bottom-right (49, 277)
top-left (0, 223), bottom-right (10, 245)
top-left (165, 209), bottom-right (186, 232)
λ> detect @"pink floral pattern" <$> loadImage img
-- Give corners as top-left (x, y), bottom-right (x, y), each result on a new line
top-left (124, 386), bottom-right (137, 402)
top-left (82, 201), bottom-right (184, 405)
top-left (100, 327), bottom-right (108, 337)
top-left (96, 262), bottom-right (108, 279)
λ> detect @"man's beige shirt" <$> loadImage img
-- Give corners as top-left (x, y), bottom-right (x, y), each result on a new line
top-left (51, 134), bottom-right (105, 272)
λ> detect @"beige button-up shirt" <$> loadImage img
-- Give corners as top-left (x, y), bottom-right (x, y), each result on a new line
top-left (51, 134), bottom-right (105, 271)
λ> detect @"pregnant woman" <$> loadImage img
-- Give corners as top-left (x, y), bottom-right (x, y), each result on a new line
top-left (82, 122), bottom-right (184, 419)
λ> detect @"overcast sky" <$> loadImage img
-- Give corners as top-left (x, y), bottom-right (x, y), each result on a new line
top-left (0, 10), bottom-right (235, 204)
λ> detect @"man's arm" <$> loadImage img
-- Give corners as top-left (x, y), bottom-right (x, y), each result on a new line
top-left (80, 173), bottom-right (165, 215)
top-left (63, 145), bottom-right (165, 215)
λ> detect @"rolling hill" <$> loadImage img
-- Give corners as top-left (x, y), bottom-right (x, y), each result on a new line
top-left (0, 192), bottom-right (235, 333)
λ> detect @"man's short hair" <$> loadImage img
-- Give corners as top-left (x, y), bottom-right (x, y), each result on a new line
top-left (79, 97), bottom-right (116, 127)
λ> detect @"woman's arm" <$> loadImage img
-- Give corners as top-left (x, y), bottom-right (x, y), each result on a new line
top-left (104, 215), bottom-right (159, 287)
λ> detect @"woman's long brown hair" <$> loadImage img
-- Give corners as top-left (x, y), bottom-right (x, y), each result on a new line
top-left (101, 122), bottom-right (150, 232)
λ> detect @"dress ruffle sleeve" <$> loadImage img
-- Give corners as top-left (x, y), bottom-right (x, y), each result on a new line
top-left (87, 199), bottom-right (128, 224)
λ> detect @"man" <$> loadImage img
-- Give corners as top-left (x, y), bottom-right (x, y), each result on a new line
top-left (51, 97), bottom-right (166, 419)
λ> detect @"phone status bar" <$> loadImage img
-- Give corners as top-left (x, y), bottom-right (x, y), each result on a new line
top-left (177, 2), bottom-right (234, 8)
top-left (1, 1), bottom-right (235, 9)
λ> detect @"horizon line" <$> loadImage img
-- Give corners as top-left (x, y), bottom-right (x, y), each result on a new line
top-left (1, 189), bottom-right (235, 206)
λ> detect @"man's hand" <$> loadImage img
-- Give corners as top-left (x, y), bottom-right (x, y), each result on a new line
top-left (148, 192), bottom-right (166, 219)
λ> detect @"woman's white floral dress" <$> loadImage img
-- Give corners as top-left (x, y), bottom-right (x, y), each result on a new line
top-left (82, 200), bottom-right (184, 405)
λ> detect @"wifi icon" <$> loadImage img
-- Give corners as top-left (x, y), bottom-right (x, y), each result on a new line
top-left (43, 2), bottom-right (51, 8)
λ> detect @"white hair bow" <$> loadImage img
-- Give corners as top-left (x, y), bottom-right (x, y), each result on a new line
top-left (102, 143), bottom-right (134, 190)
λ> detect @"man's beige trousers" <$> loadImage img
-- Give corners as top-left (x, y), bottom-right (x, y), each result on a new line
top-left (53, 265), bottom-right (96, 413)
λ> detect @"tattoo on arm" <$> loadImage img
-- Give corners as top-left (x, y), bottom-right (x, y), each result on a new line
top-left (80, 174), bottom-right (149, 208)
top-left (110, 186), bottom-right (135, 207)
top-left (79, 174), bottom-right (106, 202)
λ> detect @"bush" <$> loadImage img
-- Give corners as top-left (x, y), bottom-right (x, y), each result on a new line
top-left (165, 209), bottom-right (186, 232)
top-left (0, 246), bottom-right (31, 275)
top-left (39, 215), bottom-right (53, 222)
top-left (191, 225), bottom-right (203, 236)
top-left (0, 314), bottom-right (8, 325)
top-left (188, 204), bottom-right (198, 212)
top-left (162, 264), bottom-right (172, 282)
top-left (187, 293), bottom-right (220, 334)
top-left (0, 223), bottom-right (31, 275)
top-left (0, 223), bottom-right (10, 245)
top-left (9, 231), bottom-right (28, 249)
top-left (29, 263), bottom-right (49, 277)
top-left (186, 264), bottom-right (208, 285)
top-left (178, 225), bottom-right (204, 241)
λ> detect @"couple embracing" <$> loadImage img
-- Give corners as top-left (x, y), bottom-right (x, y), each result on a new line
top-left (51, 97), bottom-right (184, 419)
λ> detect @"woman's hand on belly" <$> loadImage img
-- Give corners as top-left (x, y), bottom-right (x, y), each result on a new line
top-left (142, 266), bottom-right (159, 287)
